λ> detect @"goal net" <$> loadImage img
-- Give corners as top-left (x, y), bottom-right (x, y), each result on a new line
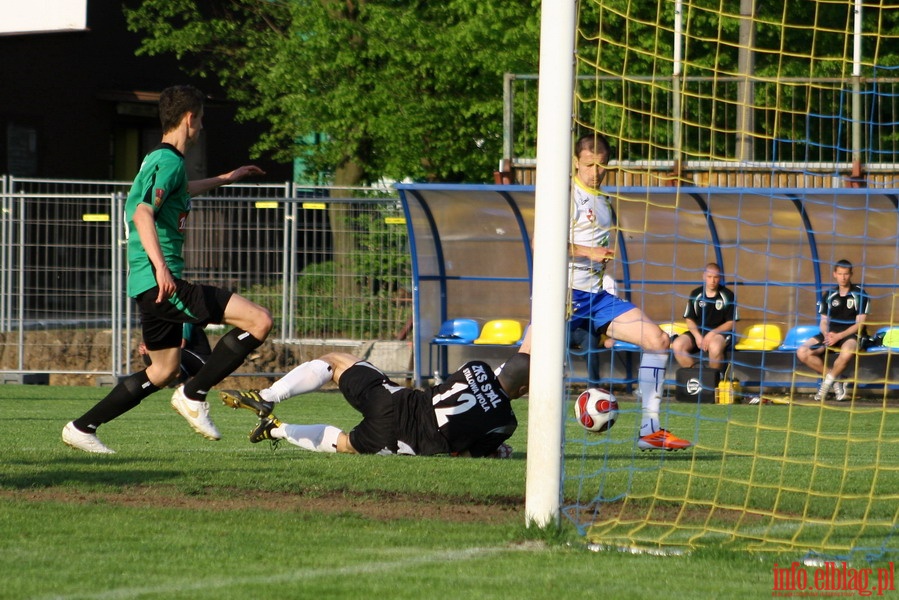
top-left (561, 0), bottom-right (899, 559)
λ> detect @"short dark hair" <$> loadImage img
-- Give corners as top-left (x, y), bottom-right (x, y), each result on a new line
top-left (575, 133), bottom-right (612, 160)
top-left (158, 85), bottom-right (205, 133)
top-left (835, 259), bottom-right (853, 272)
top-left (497, 353), bottom-right (530, 399)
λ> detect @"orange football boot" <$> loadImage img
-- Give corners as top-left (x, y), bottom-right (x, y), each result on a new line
top-left (637, 429), bottom-right (692, 451)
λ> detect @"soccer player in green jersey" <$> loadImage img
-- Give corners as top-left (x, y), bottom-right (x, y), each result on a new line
top-left (62, 85), bottom-right (273, 454)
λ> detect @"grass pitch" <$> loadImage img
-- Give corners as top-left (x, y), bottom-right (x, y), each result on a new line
top-left (0, 385), bottom-right (890, 599)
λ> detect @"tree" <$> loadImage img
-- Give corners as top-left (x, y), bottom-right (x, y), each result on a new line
top-left (573, 0), bottom-right (899, 164)
top-left (124, 0), bottom-right (540, 185)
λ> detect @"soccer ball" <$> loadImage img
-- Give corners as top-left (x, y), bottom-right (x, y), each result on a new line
top-left (574, 387), bottom-right (619, 433)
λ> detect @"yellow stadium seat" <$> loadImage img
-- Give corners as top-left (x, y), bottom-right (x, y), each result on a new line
top-left (883, 327), bottom-right (899, 349)
top-left (659, 322), bottom-right (689, 337)
top-left (473, 319), bottom-right (523, 345)
top-left (734, 323), bottom-right (783, 351)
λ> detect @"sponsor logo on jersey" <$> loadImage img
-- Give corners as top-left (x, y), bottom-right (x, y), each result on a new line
top-left (466, 363), bottom-right (504, 410)
top-left (154, 188), bottom-right (165, 209)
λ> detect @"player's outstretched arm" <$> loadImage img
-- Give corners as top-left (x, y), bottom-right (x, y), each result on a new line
top-left (187, 165), bottom-right (266, 197)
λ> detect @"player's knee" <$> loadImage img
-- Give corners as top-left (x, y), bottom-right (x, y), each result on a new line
top-left (648, 328), bottom-right (670, 352)
top-left (675, 354), bottom-right (695, 368)
top-left (238, 305), bottom-right (272, 341)
top-left (835, 347), bottom-right (855, 362)
top-left (255, 306), bottom-right (273, 335)
top-left (710, 341), bottom-right (726, 358)
top-left (318, 352), bottom-right (362, 375)
top-left (670, 341), bottom-right (691, 364)
top-left (673, 337), bottom-right (693, 354)
top-left (146, 362), bottom-right (181, 387)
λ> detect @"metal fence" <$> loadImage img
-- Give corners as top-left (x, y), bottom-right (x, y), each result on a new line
top-left (505, 75), bottom-right (899, 187)
top-left (0, 176), bottom-right (410, 384)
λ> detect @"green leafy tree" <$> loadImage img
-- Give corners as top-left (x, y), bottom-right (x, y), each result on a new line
top-left (124, 0), bottom-right (540, 185)
top-left (573, 0), bottom-right (899, 163)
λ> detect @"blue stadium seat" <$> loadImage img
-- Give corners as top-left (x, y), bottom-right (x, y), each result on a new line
top-left (611, 340), bottom-right (640, 351)
top-left (778, 324), bottom-right (820, 351)
top-left (430, 318), bottom-right (481, 381)
top-left (432, 318), bottom-right (480, 345)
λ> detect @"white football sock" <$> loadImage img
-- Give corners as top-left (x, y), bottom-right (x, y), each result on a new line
top-left (262, 359), bottom-right (333, 403)
top-left (277, 423), bottom-right (341, 453)
top-left (639, 352), bottom-right (667, 436)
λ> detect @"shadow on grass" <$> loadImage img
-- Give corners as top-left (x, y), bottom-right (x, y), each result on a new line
top-left (2, 457), bottom-right (183, 489)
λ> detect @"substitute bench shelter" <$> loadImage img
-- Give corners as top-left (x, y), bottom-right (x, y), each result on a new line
top-left (397, 184), bottom-right (899, 393)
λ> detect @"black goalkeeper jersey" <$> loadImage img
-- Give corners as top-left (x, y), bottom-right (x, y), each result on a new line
top-left (396, 361), bottom-right (518, 457)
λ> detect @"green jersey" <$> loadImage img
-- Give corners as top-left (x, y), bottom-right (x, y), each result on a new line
top-left (125, 144), bottom-right (190, 297)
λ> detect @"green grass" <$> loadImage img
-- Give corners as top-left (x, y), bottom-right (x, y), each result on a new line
top-left (0, 385), bottom-right (895, 599)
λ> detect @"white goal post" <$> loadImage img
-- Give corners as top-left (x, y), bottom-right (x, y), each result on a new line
top-left (524, 0), bottom-right (577, 528)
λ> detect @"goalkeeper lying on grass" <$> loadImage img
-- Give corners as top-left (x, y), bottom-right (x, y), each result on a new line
top-left (220, 345), bottom-right (530, 459)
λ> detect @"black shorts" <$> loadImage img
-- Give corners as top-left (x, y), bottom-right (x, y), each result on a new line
top-left (339, 361), bottom-right (407, 454)
top-left (682, 331), bottom-right (733, 349)
top-left (135, 280), bottom-right (232, 351)
top-left (809, 333), bottom-right (864, 350)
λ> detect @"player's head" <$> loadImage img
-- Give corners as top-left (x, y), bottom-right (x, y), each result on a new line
top-left (496, 353), bottom-right (530, 399)
top-left (575, 133), bottom-right (611, 158)
top-left (574, 133), bottom-right (612, 190)
top-left (704, 262), bottom-right (722, 291)
top-left (159, 85), bottom-right (206, 135)
top-left (833, 259), bottom-right (853, 286)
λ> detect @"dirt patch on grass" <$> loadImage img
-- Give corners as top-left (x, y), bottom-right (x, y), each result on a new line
top-left (1, 486), bottom-right (524, 525)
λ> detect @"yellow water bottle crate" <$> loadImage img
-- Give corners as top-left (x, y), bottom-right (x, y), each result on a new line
top-left (715, 379), bottom-right (741, 404)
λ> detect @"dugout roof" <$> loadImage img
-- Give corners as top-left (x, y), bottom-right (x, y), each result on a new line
top-left (397, 184), bottom-right (899, 386)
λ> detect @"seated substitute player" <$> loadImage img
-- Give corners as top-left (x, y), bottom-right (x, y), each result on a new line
top-left (219, 347), bottom-right (530, 458)
top-left (568, 132), bottom-right (690, 451)
top-left (797, 259), bottom-right (870, 402)
top-left (670, 262), bottom-right (738, 371)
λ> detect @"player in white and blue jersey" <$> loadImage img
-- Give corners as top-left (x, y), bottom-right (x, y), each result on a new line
top-left (568, 133), bottom-right (690, 451)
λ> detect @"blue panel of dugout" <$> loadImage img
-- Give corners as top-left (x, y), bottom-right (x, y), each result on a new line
top-left (396, 183), bottom-right (899, 395)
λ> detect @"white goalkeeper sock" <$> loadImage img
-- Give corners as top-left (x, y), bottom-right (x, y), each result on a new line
top-left (639, 351), bottom-right (667, 436)
top-left (261, 359), bottom-right (333, 403)
top-left (277, 423), bottom-right (341, 453)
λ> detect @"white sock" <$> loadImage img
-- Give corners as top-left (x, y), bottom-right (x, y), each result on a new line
top-left (277, 423), bottom-right (341, 453)
top-left (262, 359), bottom-right (333, 403)
top-left (639, 352), bottom-right (667, 436)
